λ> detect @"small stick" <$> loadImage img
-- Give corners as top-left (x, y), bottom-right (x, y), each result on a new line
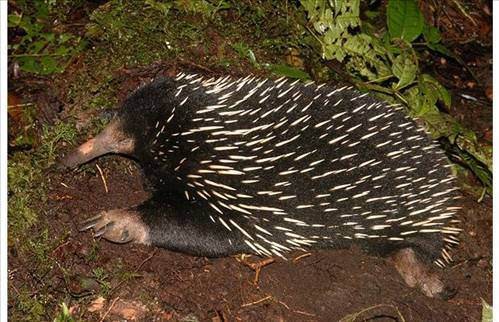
top-left (451, 0), bottom-right (477, 26)
top-left (95, 164), bottom-right (109, 193)
top-left (136, 249), bottom-right (157, 271)
top-left (99, 296), bottom-right (119, 322)
top-left (238, 256), bottom-right (275, 285)
top-left (293, 253), bottom-right (311, 262)
top-left (293, 310), bottom-right (316, 317)
top-left (241, 295), bottom-right (272, 307)
top-left (178, 57), bottom-right (214, 73)
top-left (51, 240), bottom-right (71, 255)
top-left (278, 300), bottom-right (290, 310)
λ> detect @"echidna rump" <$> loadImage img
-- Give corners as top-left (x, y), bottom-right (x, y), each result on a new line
top-left (61, 73), bottom-right (462, 298)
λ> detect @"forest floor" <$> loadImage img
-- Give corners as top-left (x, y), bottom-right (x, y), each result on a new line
top-left (8, 1), bottom-right (492, 321)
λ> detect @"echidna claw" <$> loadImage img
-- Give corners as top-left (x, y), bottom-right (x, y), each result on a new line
top-left (120, 230), bottom-right (131, 243)
top-left (93, 222), bottom-right (114, 238)
top-left (79, 213), bottom-right (104, 232)
top-left (78, 209), bottom-right (149, 245)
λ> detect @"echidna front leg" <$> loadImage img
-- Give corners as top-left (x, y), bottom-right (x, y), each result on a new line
top-left (391, 248), bottom-right (455, 299)
top-left (80, 209), bottom-right (151, 245)
top-left (79, 197), bottom-right (253, 257)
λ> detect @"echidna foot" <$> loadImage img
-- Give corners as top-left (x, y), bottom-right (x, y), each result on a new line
top-left (80, 209), bottom-right (150, 245)
top-left (391, 248), bottom-right (455, 299)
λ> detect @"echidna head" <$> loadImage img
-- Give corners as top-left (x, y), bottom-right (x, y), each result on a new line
top-left (60, 77), bottom-right (179, 169)
top-left (118, 77), bottom-right (183, 158)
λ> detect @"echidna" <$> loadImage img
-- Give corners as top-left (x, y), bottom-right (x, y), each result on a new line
top-left (61, 73), bottom-right (461, 298)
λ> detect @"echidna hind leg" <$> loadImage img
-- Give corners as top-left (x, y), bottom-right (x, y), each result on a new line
top-left (391, 248), bottom-right (455, 299)
top-left (80, 208), bottom-right (151, 245)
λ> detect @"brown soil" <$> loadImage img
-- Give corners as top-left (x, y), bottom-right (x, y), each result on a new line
top-left (7, 152), bottom-right (491, 321)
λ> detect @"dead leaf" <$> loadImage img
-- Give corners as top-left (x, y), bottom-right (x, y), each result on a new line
top-left (88, 296), bottom-right (106, 313)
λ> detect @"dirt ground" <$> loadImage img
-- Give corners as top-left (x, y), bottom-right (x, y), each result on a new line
top-left (8, 1), bottom-right (492, 321)
top-left (9, 156), bottom-right (492, 321)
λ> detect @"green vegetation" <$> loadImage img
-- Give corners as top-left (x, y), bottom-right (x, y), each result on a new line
top-left (8, 0), bottom-right (87, 74)
top-left (9, 121), bottom-right (76, 320)
top-left (9, 121), bottom-right (77, 239)
top-left (482, 299), bottom-right (492, 322)
top-left (53, 303), bottom-right (75, 322)
top-left (91, 267), bottom-right (111, 297)
top-left (301, 0), bottom-right (491, 193)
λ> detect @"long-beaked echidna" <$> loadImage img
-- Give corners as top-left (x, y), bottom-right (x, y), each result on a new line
top-left (61, 73), bottom-right (462, 298)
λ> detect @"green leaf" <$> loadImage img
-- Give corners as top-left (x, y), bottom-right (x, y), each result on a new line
top-left (423, 24), bottom-right (441, 43)
top-left (8, 14), bottom-right (22, 27)
top-left (54, 46), bottom-right (70, 56)
top-left (392, 53), bottom-right (417, 90)
top-left (28, 39), bottom-right (49, 54)
top-left (18, 57), bottom-right (40, 73)
top-left (461, 149), bottom-right (492, 191)
top-left (482, 298), bottom-right (493, 312)
top-left (364, 10), bottom-right (380, 19)
top-left (420, 74), bottom-right (451, 108)
top-left (231, 42), bottom-right (258, 67)
top-left (43, 33), bottom-right (55, 42)
top-left (439, 139), bottom-right (492, 193)
top-left (19, 16), bottom-right (42, 37)
top-left (427, 43), bottom-right (452, 57)
top-left (40, 56), bottom-right (60, 74)
top-left (387, 0), bottom-right (424, 42)
top-left (145, 0), bottom-right (172, 16)
top-left (456, 136), bottom-right (492, 172)
top-left (266, 64), bottom-right (310, 80)
top-left (247, 49), bottom-right (258, 66)
top-left (58, 33), bottom-right (73, 44)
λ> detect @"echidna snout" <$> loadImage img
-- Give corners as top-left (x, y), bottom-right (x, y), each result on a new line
top-left (62, 73), bottom-right (462, 298)
top-left (60, 119), bottom-right (135, 169)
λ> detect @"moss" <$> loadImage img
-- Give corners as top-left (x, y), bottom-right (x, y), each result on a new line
top-left (10, 228), bottom-right (69, 321)
top-left (8, 121), bottom-right (76, 243)
top-left (8, 156), bottom-right (42, 236)
top-left (14, 287), bottom-right (47, 321)
top-left (91, 267), bottom-right (112, 297)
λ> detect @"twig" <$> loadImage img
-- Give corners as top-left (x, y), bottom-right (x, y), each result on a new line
top-left (339, 304), bottom-right (405, 322)
top-left (236, 255), bottom-right (275, 285)
top-left (242, 293), bottom-right (316, 317)
top-left (178, 57), bottom-right (214, 73)
top-left (95, 164), bottom-right (108, 193)
top-left (136, 249), bottom-right (157, 271)
top-left (9, 53), bottom-right (71, 57)
top-left (293, 253), bottom-right (311, 262)
top-left (450, 0), bottom-right (477, 26)
top-left (278, 300), bottom-right (290, 310)
top-left (110, 250), bottom-right (157, 295)
top-left (293, 310), bottom-right (316, 317)
top-left (8, 103), bottom-right (34, 109)
top-left (477, 187), bottom-right (486, 203)
top-left (51, 240), bottom-right (71, 256)
top-left (241, 295), bottom-right (272, 307)
top-left (99, 297), bottom-right (120, 322)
